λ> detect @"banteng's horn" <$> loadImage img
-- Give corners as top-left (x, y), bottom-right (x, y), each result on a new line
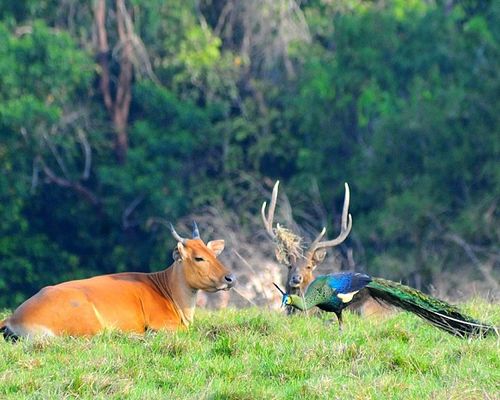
top-left (169, 223), bottom-right (187, 244)
top-left (192, 221), bottom-right (200, 239)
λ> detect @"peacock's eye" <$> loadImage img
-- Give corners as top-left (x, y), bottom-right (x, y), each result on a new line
top-left (285, 297), bottom-right (291, 305)
top-left (194, 257), bottom-right (205, 262)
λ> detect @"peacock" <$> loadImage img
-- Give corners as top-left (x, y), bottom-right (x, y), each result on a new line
top-left (273, 272), bottom-right (497, 338)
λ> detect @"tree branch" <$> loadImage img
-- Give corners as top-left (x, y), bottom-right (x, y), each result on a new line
top-left (37, 156), bottom-right (101, 208)
top-left (95, 0), bottom-right (113, 114)
top-left (445, 233), bottom-right (499, 291)
top-left (122, 194), bottom-right (145, 229)
top-left (76, 128), bottom-right (92, 180)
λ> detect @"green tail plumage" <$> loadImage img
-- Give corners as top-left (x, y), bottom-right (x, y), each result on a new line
top-left (274, 272), bottom-right (497, 338)
top-left (367, 278), bottom-right (497, 338)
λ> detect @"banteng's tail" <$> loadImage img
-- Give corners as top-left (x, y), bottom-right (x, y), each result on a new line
top-left (366, 278), bottom-right (498, 338)
top-left (0, 319), bottom-right (19, 342)
top-left (0, 320), bottom-right (7, 340)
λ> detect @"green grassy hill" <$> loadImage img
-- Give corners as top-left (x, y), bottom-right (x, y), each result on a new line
top-left (1, 302), bottom-right (498, 399)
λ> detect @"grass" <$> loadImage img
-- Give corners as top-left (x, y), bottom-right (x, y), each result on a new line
top-left (0, 301), bottom-right (499, 399)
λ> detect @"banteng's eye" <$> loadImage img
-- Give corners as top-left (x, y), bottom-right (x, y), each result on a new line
top-left (194, 257), bottom-right (205, 262)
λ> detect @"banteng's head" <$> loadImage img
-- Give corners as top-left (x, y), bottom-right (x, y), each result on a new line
top-left (262, 181), bottom-right (352, 298)
top-left (170, 222), bottom-right (236, 292)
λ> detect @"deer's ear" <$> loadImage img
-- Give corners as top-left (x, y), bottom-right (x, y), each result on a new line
top-left (312, 248), bottom-right (327, 265)
top-left (177, 242), bottom-right (188, 260)
top-left (207, 240), bottom-right (225, 257)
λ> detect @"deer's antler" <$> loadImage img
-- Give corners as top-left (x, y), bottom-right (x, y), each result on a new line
top-left (307, 182), bottom-right (352, 254)
top-left (261, 180), bottom-right (280, 240)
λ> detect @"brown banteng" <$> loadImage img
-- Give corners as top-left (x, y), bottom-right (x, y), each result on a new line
top-left (0, 222), bottom-right (235, 340)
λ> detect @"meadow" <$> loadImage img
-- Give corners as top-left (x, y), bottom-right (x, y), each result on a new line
top-left (0, 302), bottom-right (499, 400)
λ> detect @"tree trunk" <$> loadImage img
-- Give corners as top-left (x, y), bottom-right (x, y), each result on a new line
top-left (94, 0), bottom-right (133, 164)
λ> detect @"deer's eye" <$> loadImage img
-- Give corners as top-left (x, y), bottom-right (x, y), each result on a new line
top-left (194, 257), bottom-right (205, 262)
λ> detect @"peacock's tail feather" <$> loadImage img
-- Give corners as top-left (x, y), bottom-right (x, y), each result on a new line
top-left (366, 278), bottom-right (497, 338)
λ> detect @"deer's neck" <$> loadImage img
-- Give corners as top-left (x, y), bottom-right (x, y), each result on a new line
top-left (150, 262), bottom-right (197, 327)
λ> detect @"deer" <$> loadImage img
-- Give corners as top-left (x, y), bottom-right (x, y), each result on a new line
top-left (261, 181), bottom-right (352, 311)
top-left (262, 181), bottom-right (390, 317)
top-left (0, 222), bottom-right (236, 340)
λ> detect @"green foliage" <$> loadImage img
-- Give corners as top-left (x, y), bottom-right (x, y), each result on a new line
top-left (0, 306), bottom-right (498, 398)
top-left (0, 0), bottom-right (499, 306)
top-left (0, 20), bottom-right (94, 306)
top-left (281, 0), bottom-right (500, 283)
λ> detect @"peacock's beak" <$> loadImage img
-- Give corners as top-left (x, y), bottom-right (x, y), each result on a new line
top-left (273, 282), bottom-right (286, 295)
top-left (273, 282), bottom-right (289, 308)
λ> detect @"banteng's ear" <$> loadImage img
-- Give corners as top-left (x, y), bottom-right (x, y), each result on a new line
top-left (177, 242), bottom-right (188, 260)
top-left (172, 248), bottom-right (181, 262)
top-left (312, 248), bottom-right (327, 266)
top-left (207, 240), bottom-right (225, 257)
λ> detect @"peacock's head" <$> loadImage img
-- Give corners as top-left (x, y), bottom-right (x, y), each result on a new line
top-left (273, 282), bottom-right (292, 308)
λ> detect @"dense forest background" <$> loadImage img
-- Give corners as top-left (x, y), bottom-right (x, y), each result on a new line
top-left (1, 0), bottom-right (498, 309)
